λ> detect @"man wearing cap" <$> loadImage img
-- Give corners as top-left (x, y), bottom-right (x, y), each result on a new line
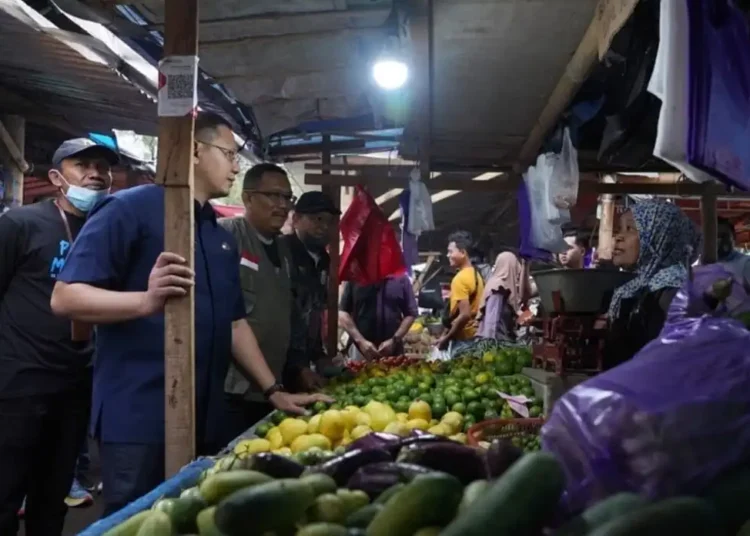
top-left (281, 191), bottom-right (340, 392)
top-left (50, 114), bottom-right (328, 515)
top-left (218, 162), bottom-right (305, 442)
top-left (0, 138), bottom-right (116, 534)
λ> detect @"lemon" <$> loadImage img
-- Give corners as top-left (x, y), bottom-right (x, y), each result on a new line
top-left (428, 424), bottom-right (450, 436)
top-left (441, 412), bottom-right (464, 434)
top-left (363, 400), bottom-right (386, 415)
top-left (384, 421), bottom-right (411, 437)
top-left (233, 438), bottom-right (270, 456)
top-left (278, 418), bottom-right (309, 446)
top-left (430, 419), bottom-right (439, 427)
top-left (274, 447), bottom-right (293, 456)
top-left (320, 410), bottom-right (346, 441)
top-left (341, 409), bottom-right (360, 431)
top-left (449, 433), bottom-right (467, 444)
top-left (368, 404), bottom-right (397, 432)
top-left (344, 405), bottom-right (361, 413)
top-left (406, 418), bottom-right (430, 431)
top-left (291, 433), bottom-right (333, 454)
top-left (395, 413), bottom-right (409, 423)
top-left (351, 425), bottom-right (372, 440)
top-left (408, 400), bottom-right (432, 422)
top-left (354, 412), bottom-right (371, 427)
top-left (307, 414), bottom-right (322, 434)
top-left (266, 427), bottom-right (284, 450)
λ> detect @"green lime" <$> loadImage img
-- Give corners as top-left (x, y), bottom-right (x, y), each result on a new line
top-left (444, 391), bottom-right (460, 407)
top-left (394, 400), bottom-right (410, 413)
top-left (483, 409), bottom-right (499, 421)
top-left (451, 402), bottom-right (466, 415)
top-left (466, 401), bottom-right (482, 418)
top-left (463, 416), bottom-right (477, 433)
top-left (255, 422), bottom-right (273, 438)
top-left (312, 401), bottom-right (329, 414)
top-left (271, 411), bottom-right (288, 425)
top-left (409, 388), bottom-right (420, 399)
top-left (432, 402), bottom-right (447, 419)
top-left (418, 393), bottom-right (433, 405)
top-left (529, 405), bottom-right (542, 418)
top-left (418, 382), bottom-right (431, 392)
top-left (403, 376), bottom-right (416, 387)
top-left (462, 389), bottom-right (479, 403)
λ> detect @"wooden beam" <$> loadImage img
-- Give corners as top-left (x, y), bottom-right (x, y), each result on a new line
top-left (701, 193), bottom-right (718, 263)
top-left (269, 140), bottom-right (365, 158)
top-left (0, 117), bottom-right (29, 175)
top-left (0, 115), bottom-right (25, 207)
top-left (321, 136), bottom-right (341, 358)
top-left (305, 173), bottom-right (519, 192)
top-left (159, 0), bottom-right (199, 478)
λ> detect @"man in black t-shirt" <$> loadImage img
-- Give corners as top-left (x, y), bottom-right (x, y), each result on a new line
top-left (0, 139), bottom-right (117, 535)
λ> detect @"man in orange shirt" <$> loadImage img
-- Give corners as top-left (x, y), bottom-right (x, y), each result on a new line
top-left (437, 230), bottom-right (484, 350)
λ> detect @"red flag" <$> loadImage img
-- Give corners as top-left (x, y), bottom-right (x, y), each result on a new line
top-left (339, 186), bottom-right (406, 285)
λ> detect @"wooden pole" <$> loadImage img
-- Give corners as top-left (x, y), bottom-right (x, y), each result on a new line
top-left (0, 115), bottom-right (26, 208)
top-left (158, 0), bottom-right (199, 477)
top-left (701, 193), bottom-right (718, 264)
top-left (322, 135), bottom-right (341, 358)
top-left (597, 194), bottom-right (615, 261)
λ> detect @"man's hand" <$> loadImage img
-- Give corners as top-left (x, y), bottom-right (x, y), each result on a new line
top-left (298, 367), bottom-right (326, 391)
top-left (377, 338), bottom-right (395, 356)
top-left (140, 252), bottom-right (194, 316)
top-left (357, 339), bottom-right (381, 360)
top-left (269, 391), bottom-right (333, 416)
top-left (436, 335), bottom-right (450, 350)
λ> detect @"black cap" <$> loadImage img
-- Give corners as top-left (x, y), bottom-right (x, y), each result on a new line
top-left (295, 191), bottom-right (341, 215)
top-left (52, 138), bottom-right (119, 167)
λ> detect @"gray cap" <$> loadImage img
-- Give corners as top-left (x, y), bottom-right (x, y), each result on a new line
top-left (52, 138), bottom-right (119, 167)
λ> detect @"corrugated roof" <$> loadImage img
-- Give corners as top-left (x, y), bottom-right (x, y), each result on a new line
top-left (0, 0), bottom-right (157, 136)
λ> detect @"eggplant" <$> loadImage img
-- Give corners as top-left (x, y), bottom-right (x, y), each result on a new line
top-left (397, 433), bottom-right (454, 450)
top-left (243, 452), bottom-right (305, 479)
top-left (396, 442), bottom-right (487, 484)
top-left (306, 448), bottom-right (392, 486)
top-left (346, 462), bottom-right (433, 499)
top-left (485, 439), bottom-right (523, 479)
top-left (347, 433), bottom-right (402, 456)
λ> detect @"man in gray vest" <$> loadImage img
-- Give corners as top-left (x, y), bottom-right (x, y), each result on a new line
top-left (219, 163), bottom-right (328, 442)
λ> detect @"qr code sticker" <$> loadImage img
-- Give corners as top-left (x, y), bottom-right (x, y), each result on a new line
top-left (167, 74), bottom-right (194, 99)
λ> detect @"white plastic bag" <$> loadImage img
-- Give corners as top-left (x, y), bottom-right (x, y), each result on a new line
top-left (647, 0), bottom-right (713, 183)
top-left (552, 127), bottom-right (580, 222)
top-left (407, 169), bottom-right (435, 236)
top-left (525, 153), bottom-right (568, 253)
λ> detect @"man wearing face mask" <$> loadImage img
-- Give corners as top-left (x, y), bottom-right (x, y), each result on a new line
top-left (0, 139), bottom-right (116, 534)
top-left (281, 192), bottom-right (341, 392)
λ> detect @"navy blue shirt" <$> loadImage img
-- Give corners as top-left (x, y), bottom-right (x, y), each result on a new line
top-left (58, 185), bottom-right (245, 444)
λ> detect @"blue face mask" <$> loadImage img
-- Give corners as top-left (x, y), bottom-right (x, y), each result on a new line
top-left (59, 174), bottom-right (109, 213)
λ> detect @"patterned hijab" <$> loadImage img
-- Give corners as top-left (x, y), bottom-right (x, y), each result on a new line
top-left (608, 200), bottom-right (701, 318)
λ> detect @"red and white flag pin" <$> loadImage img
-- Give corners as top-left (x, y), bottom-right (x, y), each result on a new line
top-left (240, 252), bottom-right (259, 271)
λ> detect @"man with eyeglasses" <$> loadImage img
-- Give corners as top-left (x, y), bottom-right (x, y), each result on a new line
top-left (218, 163), bottom-right (304, 442)
top-left (50, 113), bottom-right (328, 515)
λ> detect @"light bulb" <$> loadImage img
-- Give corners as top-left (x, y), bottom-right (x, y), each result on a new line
top-left (372, 60), bottom-right (408, 90)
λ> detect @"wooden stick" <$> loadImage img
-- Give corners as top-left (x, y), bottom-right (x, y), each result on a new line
top-left (321, 136), bottom-right (342, 358)
top-left (159, 0), bottom-right (198, 478)
top-left (0, 116), bottom-right (29, 174)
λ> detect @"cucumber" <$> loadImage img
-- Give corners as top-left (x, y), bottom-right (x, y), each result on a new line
top-left (588, 497), bottom-right (720, 536)
top-left (199, 470), bottom-right (273, 504)
top-left (102, 510), bottom-right (154, 536)
top-left (738, 519), bottom-right (750, 536)
top-left (366, 472), bottom-right (463, 536)
top-left (413, 528), bottom-right (442, 536)
top-left (214, 478), bottom-right (316, 536)
top-left (701, 464), bottom-right (750, 534)
top-left (135, 510), bottom-right (173, 536)
top-left (153, 495), bottom-right (207, 534)
top-left (196, 507), bottom-right (225, 536)
top-left (441, 451), bottom-right (565, 536)
top-left (554, 492), bottom-right (647, 536)
top-left (307, 493), bottom-right (347, 524)
top-left (337, 488), bottom-right (370, 517)
top-left (374, 483), bottom-right (405, 505)
top-left (458, 480), bottom-right (490, 514)
top-left (296, 523), bottom-right (348, 536)
top-left (345, 504), bottom-right (383, 528)
top-left (300, 473), bottom-right (338, 496)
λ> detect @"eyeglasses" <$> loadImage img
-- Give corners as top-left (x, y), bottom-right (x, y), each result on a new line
top-left (196, 139), bottom-right (240, 164)
top-left (247, 190), bottom-right (297, 206)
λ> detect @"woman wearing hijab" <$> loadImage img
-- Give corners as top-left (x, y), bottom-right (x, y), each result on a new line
top-left (605, 200), bottom-right (701, 368)
top-left (477, 252), bottom-right (527, 341)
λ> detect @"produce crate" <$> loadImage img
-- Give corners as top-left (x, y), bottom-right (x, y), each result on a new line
top-left (466, 417), bottom-right (545, 447)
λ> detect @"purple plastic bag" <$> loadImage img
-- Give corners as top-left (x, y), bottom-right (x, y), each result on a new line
top-left (517, 181), bottom-right (552, 262)
top-left (541, 264), bottom-right (750, 513)
top-left (687, 0), bottom-right (750, 190)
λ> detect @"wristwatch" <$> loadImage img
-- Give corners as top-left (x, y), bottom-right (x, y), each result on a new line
top-left (263, 383), bottom-right (285, 399)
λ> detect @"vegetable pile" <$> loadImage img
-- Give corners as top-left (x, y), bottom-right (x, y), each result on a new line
top-left (103, 433), bottom-right (750, 535)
